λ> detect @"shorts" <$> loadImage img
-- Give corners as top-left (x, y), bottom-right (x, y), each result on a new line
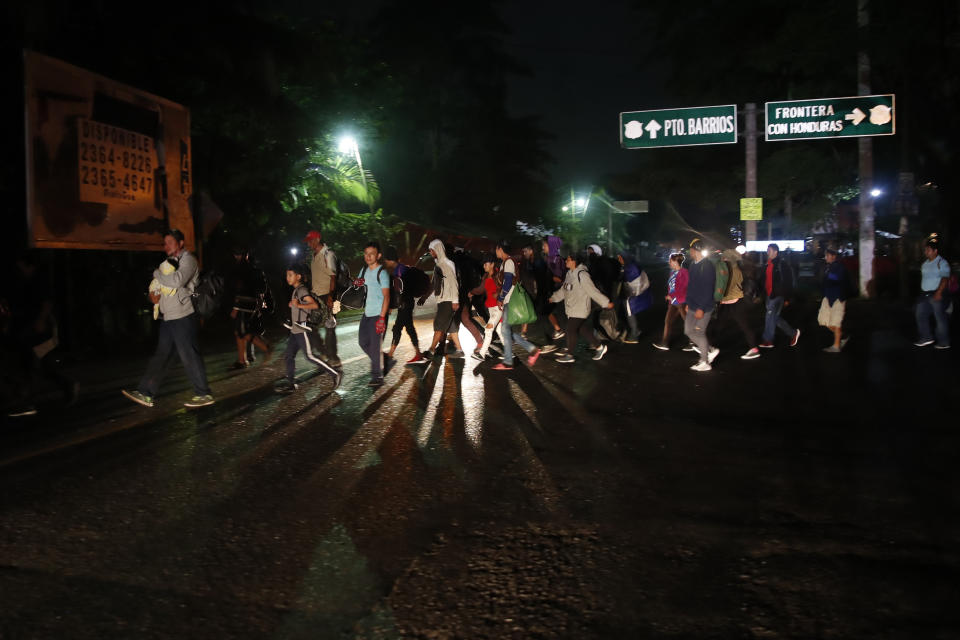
top-left (817, 298), bottom-right (845, 327)
top-left (434, 301), bottom-right (460, 333)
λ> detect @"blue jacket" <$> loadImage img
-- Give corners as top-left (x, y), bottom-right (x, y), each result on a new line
top-left (622, 260), bottom-right (652, 314)
top-left (686, 258), bottom-right (716, 313)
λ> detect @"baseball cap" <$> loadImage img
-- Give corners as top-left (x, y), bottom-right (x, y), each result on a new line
top-left (689, 238), bottom-right (703, 250)
top-left (304, 230), bottom-right (322, 242)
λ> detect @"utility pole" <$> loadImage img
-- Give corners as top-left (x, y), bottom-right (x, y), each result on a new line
top-left (745, 103), bottom-right (758, 242)
top-left (857, 0), bottom-right (875, 297)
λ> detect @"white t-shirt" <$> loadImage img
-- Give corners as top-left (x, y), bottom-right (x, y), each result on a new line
top-left (502, 257), bottom-right (517, 304)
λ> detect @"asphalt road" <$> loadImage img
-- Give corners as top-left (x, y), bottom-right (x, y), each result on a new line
top-left (1, 299), bottom-right (958, 639)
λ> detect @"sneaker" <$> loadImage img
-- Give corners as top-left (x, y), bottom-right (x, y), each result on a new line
top-left (122, 389), bottom-right (154, 408)
top-left (527, 349), bottom-right (541, 366)
top-left (412, 350), bottom-right (433, 363)
top-left (368, 378), bottom-right (384, 388)
top-left (934, 344), bottom-right (951, 350)
top-left (758, 342), bottom-right (775, 349)
top-left (914, 339), bottom-right (934, 347)
top-left (471, 351), bottom-right (485, 362)
top-left (556, 353), bottom-right (575, 364)
top-left (682, 343), bottom-right (698, 352)
top-left (230, 361), bottom-right (248, 370)
top-left (690, 361), bottom-right (712, 372)
top-left (275, 381), bottom-right (299, 394)
top-left (540, 344), bottom-right (558, 354)
top-left (552, 330), bottom-right (566, 340)
top-left (652, 342), bottom-right (669, 351)
top-left (839, 336), bottom-right (850, 350)
top-left (407, 353), bottom-right (426, 364)
top-left (7, 405), bottom-right (38, 417)
top-left (592, 344), bottom-right (608, 361)
top-left (822, 345), bottom-right (842, 353)
top-left (789, 329), bottom-right (801, 347)
top-left (449, 350), bottom-right (465, 359)
top-left (184, 394), bottom-right (215, 408)
top-left (331, 370), bottom-right (343, 389)
top-left (621, 336), bottom-right (639, 344)
top-left (707, 347), bottom-right (719, 364)
top-left (740, 348), bottom-right (760, 360)
top-left (492, 363), bottom-right (513, 371)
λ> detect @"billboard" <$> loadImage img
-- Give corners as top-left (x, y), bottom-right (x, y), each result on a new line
top-left (24, 51), bottom-right (194, 251)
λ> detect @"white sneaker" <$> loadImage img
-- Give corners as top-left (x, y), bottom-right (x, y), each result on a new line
top-left (540, 344), bottom-right (558, 354)
top-left (552, 330), bottom-right (566, 340)
top-left (690, 361), bottom-right (712, 372)
top-left (592, 344), bottom-right (608, 360)
top-left (740, 348), bottom-right (760, 360)
top-left (707, 347), bottom-right (719, 364)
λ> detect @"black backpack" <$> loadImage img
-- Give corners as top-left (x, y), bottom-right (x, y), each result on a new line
top-left (333, 255), bottom-right (352, 296)
top-left (404, 266), bottom-right (431, 299)
top-left (339, 265), bottom-right (385, 310)
top-left (192, 270), bottom-right (225, 320)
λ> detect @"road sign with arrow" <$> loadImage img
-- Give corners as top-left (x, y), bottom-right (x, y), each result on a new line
top-left (620, 104), bottom-right (738, 149)
top-left (765, 94), bottom-right (894, 141)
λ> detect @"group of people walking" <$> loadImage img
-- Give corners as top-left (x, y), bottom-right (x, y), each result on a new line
top-left (111, 226), bottom-right (953, 409)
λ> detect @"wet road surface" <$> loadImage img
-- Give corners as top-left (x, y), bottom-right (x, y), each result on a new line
top-left (1, 301), bottom-right (959, 639)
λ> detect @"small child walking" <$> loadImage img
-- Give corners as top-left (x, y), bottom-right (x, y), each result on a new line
top-left (277, 264), bottom-right (341, 393)
top-left (472, 254), bottom-right (502, 361)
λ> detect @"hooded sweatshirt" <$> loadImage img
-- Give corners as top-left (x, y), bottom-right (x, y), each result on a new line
top-left (429, 239), bottom-right (459, 304)
top-left (720, 249), bottom-right (745, 303)
top-left (544, 236), bottom-right (566, 288)
top-left (549, 263), bottom-right (610, 319)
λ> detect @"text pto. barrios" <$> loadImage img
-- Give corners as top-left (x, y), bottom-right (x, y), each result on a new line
top-left (626, 115), bottom-right (734, 139)
top-left (767, 105), bottom-right (843, 136)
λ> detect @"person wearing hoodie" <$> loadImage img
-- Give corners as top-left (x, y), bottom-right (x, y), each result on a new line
top-left (414, 239), bottom-right (465, 362)
top-left (653, 253), bottom-right (688, 351)
top-left (540, 235), bottom-right (567, 341)
top-left (492, 241), bottom-right (542, 370)
top-left (617, 252), bottom-right (652, 343)
top-left (710, 248), bottom-right (760, 360)
top-left (549, 253), bottom-right (614, 363)
top-left (684, 239), bottom-right (719, 372)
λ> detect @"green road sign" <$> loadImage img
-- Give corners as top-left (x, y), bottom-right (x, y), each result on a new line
top-left (740, 198), bottom-right (762, 221)
top-left (620, 104), bottom-right (737, 149)
top-left (765, 94), bottom-right (895, 141)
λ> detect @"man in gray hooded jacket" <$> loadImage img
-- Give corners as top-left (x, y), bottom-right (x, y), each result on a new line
top-left (122, 229), bottom-right (214, 408)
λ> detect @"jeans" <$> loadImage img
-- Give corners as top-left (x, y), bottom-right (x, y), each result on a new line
top-left (139, 314), bottom-right (210, 397)
top-left (501, 300), bottom-right (539, 365)
top-left (478, 306), bottom-right (503, 357)
top-left (661, 303), bottom-right (686, 345)
top-left (358, 315), bottom-right (386, 379)
top-left (762, 296), bottom-right (795, 343)
top-left (684, 309), bottom-right (713, 363)
top-left (916, 294), bottom-right (950, 346)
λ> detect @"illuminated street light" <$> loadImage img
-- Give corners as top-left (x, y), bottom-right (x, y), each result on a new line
top-left (337, 133), bottom-right (371, 212)
top-left (290, 247), bottom-right (299, 256)
top-left (870, 188), bottom-right (883, 197)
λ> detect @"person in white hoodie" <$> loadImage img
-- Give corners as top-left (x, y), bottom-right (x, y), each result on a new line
top-left (414, 239), bottom-right (466, 362)
top-left (549, 252), bottom-right (614, 363)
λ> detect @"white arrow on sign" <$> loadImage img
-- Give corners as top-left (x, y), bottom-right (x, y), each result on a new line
top-left (845, 108), bottom-right (866, 126)
top-left (645, 119), bottom-right (663, 139)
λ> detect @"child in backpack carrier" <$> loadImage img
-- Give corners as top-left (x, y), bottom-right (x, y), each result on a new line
top-left (277, 264), bottom-right (341, 393)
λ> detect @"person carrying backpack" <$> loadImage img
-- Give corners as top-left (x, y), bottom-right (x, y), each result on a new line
top-left (276, 263), bottom-right (342, 394)
top-left (412, 239), bottom-right (466, 363)
top-left (709, 248), bottom-right (760, 360)
top-left (550, 252), bottom-right (614, 363)
top-left (617, 252), bottom-right (652, 344)
top-left (305, 230), bottom-right (340, 367)
top-left (122, 229), bottom-right (214, 409)
top-left (354, 241), bottom-right (393, 387)
top-left (383, 245), bottom-right (430, 364)
top-left (226, 246), bottom-right (273, 369)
